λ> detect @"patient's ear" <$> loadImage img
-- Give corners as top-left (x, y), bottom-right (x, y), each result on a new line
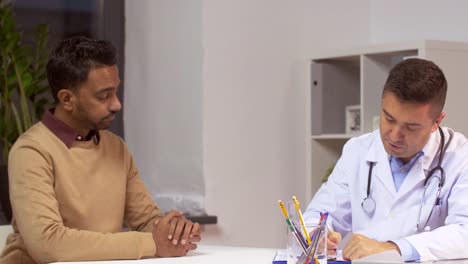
top-left (57, 89), bottom-right (75, 111)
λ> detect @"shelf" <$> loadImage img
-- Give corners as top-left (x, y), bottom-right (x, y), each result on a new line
top-left (186, 215), bottom-right (218, 225)
top-left (309, 40), bottom-right (468, 61)
top-left (310, 58), bottom-right (360, 136)
top-left (306, 40), bottom-right (468, 202)
top-left (311, 134), bottom-right (357, 140)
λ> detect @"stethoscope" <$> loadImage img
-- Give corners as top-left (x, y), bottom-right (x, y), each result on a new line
top-left (361, 127), bottom-right (452, 231)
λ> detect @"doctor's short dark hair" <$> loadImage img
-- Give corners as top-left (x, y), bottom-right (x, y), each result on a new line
top-left (383, 58), bottom-right (447, 117)
top-left (46, 36), bottom-right (117, 102)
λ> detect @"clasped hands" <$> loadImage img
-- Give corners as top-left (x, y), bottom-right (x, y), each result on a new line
top-left (326, 230), bottom-right (400, 260)
top-left (152, 210), bottom-right (201, 257)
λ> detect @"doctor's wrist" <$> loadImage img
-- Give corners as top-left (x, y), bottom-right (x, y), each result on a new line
top-left (385, 241), bottom-right (401, 255)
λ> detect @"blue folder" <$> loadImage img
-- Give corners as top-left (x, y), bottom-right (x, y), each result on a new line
top-left (272, 260), bottom-right (351, 264)
top-left (272, 251), bottom-right (351, 264)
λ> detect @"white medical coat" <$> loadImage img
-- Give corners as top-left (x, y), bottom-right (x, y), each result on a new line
top-left (304, 127), bottom-right (468, 261)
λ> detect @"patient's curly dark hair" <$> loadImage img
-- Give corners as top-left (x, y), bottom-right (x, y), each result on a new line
top-left (46, 36), bottom-right (117, 102)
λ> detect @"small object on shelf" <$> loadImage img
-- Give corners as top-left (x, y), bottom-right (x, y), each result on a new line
top-left (345, 105), bottom-right (361, 134)
top-left (403, 55), bottom-right (419, 60)
top-left (373, 116), bottom-right (380, 131)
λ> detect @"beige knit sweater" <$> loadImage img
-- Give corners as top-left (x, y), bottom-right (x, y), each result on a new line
top-left (1, 119), bottom-right (163, 263)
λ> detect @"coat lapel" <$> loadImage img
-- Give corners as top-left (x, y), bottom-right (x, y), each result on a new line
top-left (366, 134), bottom-right (397, 198)
top-left (394, 161), bottom-right (426, 200)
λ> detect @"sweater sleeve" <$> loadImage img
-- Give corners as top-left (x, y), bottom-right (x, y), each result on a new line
top-left (8, 139), bottom-right (156, 263)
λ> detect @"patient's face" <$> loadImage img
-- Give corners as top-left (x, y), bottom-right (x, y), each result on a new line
top-left (71, 65), bottom-right (122, 131)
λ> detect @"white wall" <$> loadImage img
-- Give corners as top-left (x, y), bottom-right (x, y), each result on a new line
top-left (201, 1), bottom-right (468, 247)
top-left (201, 0), bottom-right (369, 248)
top-left (125, 0), bottom-right (369, 248)
top-left (125, 0), bottom-right (468, 249)
top-left (370, 0), bottom-right (468, 44)
top-left (125, 0), bottom-right (205, 214)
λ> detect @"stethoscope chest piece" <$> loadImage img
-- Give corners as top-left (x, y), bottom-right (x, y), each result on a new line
top-left (361, 196), bottom-right (376, 214)
top-left (361, 161), bottom-right (376, 215)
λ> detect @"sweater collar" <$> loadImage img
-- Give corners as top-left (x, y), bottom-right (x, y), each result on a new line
top-left (41, 109), bottom-right (100, 148)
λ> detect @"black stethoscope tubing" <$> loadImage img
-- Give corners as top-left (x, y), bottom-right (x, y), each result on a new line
top-left (361, 127), bottom-right (447, 219)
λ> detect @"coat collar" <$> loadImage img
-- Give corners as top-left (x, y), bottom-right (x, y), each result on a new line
top-left (365, 128), bottom-right (445, 171)
top-left (364, 129), bottom-right (447, 198)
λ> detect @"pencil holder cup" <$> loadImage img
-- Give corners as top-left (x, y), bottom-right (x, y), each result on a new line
top-left (286, 221), bottom-right (327, 264)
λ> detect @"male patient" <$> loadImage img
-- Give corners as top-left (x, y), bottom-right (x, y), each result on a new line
top-left (0, 36), bottom-right (200, 263)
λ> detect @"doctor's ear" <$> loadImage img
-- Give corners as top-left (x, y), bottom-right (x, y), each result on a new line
top-left (432, 112), bottom-right (446, 131)
top-left (57, 89), bottom-right (75, 111)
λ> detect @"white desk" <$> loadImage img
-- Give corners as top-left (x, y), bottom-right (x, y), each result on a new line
top-left (50, 245), bottom-right (468, 264)
top-left (52, 245), bottom-right (278, 264)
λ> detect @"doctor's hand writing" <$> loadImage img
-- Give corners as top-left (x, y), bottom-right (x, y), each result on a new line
top-left (342, 234), bottom-right (401, 260)
top-left (152, 211), bottom-right (200, 257)
top-left (327, 229), bottom-right (342, 255)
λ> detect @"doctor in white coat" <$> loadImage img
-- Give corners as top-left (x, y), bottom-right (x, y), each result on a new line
top-left (304, 58), bottom-right (468, 262)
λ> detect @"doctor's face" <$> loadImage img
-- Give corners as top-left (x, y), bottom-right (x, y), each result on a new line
top-left (379, 92), bottom-right (444, 164)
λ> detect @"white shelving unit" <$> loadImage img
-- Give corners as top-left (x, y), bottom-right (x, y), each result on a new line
top-left (306, 40), bottom-right (468, 200)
